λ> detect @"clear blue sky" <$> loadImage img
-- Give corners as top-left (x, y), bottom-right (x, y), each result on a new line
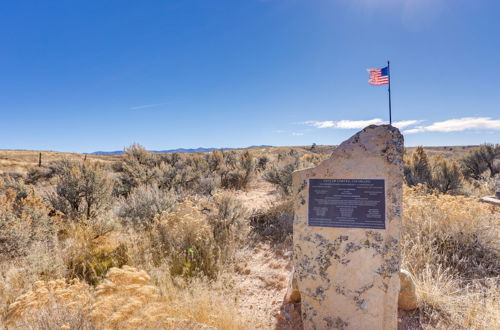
top-left (1, 0), bottom-right (499, 153)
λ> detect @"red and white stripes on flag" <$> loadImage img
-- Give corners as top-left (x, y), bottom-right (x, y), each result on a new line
top-left (367, 67), bottom-right (389, 86)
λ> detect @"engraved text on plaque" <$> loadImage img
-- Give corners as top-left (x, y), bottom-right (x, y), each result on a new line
top-left (308, 179), bottom-right (386, 229)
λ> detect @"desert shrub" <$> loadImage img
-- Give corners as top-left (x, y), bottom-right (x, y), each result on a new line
top-left (431, 156), bottom-right (463, 194)
top-left (150, 196), bottom-right (248, 278)
top-left (221, 150), bottom-right (238, 168)
top-left (404, 146), bottom-right (432, 186)
top-left (219, 151), bottom-right (254, 190)
top-left (256, 155), bottom-right (269, 171)
top-left (114, 144), bottom-right (161, 196)
top-left (195, 175), bottom-right (218, 196)
top-left (405, 148), bottom-right (464, 194)
top-left (300, 153), bottom-right (325, 167)
top-left (63, 222), bottom-right (128, 285)
top-left (461, 144), bottom-right (500, 179)
top-left (47, 161), bottom-right (113, 220)
top-left (157, 152), bottom-right (182, 167)
top-left (263, 160), bottom-right (299, 195)
top-left (206, 150), bottom-right (224, 173)
top-left (0, 172), bottom-right (24, 183)
top-left (238, 151), bottom-right (255, 185)
top-left (150, 201), bottom-right (219, 278)
top-left (220, 170), bottom-right (247, 190)
top-left (142, 154), bottom-right (220, 195)
top-left (157, 162), bottom-right (177, 190)
top-left (1, 176), bottom-right (31, 200)
top-left (0, 190), bottom-right (56, 259)
top-left (115, 145), bottom-right (252, 195)
top-left (208, 194), bottom-right (248, 260)
top-left (117, 184), bottom-right (176, 227)
top-left (168, 165), bottom-right (203, 193)
top-left (462, 174), bottom-right (500, 197)
top-left (250, 198), bottom-right (293, 244)
top-left (25, 166), bottom-right (56, 185)
top-left (460, 149), bottom-right (488, 180)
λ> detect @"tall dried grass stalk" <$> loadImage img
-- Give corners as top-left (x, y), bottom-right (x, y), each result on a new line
top-left (5, 266), bottom-right (252, 329)
top-left (402, 186), bottom-right (500, 328)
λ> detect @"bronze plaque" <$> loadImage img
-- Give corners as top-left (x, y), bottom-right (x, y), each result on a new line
top-left (308, 179), bottom-right (386, 229)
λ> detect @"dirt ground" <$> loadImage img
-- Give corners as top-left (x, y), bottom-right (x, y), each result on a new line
top-left (232, 177), bottom-right (295, 329)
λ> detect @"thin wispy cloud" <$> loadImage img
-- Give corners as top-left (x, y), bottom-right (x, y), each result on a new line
top-left (404, 117), bottom-right (500, 134)
top-left (129, 102), bottom-right (171, 110)
top-left (292, 132), bottom-right (304, 136)
top-left (392, 120), bottom-right (424, 129)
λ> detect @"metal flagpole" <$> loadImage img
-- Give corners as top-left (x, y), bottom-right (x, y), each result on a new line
top-left (388, 60), bottom-right (392, 125)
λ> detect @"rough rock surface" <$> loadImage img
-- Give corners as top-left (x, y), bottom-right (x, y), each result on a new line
top-left (398, 269), bottom-right (418, 311)
top-left (292, 125), bottom-right (404, 330)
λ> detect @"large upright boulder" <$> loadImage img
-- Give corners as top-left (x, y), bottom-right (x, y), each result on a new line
top-left (292, 125), bottom-right (404, 329)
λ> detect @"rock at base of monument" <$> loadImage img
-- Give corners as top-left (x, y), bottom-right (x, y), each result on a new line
top-left (398, 270), bottom-right (418, 311)
top-left (285, 268), bottom-right (301, 303)
top-left (278, 268), bottom-right (303, 329)
top-left (480, 196), bottom-right (500, 206)
top-left (277, 300), bottom-right (303, 330)
top-left (284, 268), bottom-right (419, 312)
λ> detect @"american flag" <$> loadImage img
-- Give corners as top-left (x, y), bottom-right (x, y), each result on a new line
top-left (367, 66), bottom-right (389, 86)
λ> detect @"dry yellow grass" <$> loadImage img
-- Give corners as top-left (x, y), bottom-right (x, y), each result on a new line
top-left (5, 279), bottom-right (92, 326)
top-left (402, 186), bottom-right (500, 329)
top-left (0, 149), bottom-right (117, 175)
top-left (5, 266), bottom-right (252, 329)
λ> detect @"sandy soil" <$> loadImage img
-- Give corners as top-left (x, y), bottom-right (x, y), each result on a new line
top-left (232, 244), bottom-right (293, 329)
top-left (232, 176), bottom-right (295, 329)
top-left (233, 176), bottom-right (279, 211)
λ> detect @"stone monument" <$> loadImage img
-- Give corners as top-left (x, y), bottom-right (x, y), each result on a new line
top-left (292, 125), bottom-right (404, 330)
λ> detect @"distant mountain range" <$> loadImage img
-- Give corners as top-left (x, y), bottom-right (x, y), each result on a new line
top-left (89, 145), bottom-right (273, 155)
